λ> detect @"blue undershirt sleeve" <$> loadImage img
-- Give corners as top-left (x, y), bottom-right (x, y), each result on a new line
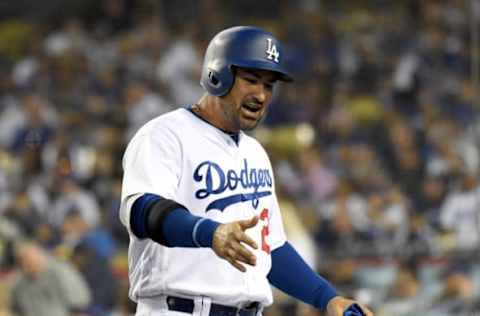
top-left (162, 208), bottom-right (220, 247)
top-left (130, 193), bottom-right (160, 238)
top-left (130, 194), bottom-right (220, 247)
top-left (267, 242), bottom-right (338, 311)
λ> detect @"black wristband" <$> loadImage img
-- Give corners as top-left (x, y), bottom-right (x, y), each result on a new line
top-left (146, 199), bottom-right (187, 246)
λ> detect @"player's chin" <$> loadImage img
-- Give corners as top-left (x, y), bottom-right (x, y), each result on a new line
top-left (240, 112), bottom-right (266, 131)
top-left (240, 117), bottom-right (261, 131)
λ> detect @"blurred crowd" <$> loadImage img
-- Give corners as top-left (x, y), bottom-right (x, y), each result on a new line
top-left (1, 0), bottom-right (480, 315)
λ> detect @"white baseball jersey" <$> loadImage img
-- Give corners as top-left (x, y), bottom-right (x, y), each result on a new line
top-left (120, 108), bottom-right (287, 307)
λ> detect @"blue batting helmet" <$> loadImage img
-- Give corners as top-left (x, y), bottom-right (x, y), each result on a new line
top-left (200, 26), bottom-right (293, 96)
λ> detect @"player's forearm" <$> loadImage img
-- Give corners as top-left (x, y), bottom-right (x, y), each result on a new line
top-left (267, 241), bottom-right (338, 312)
top-left (130, 193), bottom-right (220, 247)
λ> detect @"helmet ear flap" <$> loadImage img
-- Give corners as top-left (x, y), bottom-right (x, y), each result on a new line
top-left (201, 66), bottom-right (234, 96)
top-left (208, 71), bottom-right (220, 86)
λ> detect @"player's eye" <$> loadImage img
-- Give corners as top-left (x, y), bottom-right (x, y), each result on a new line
top-left (244, 77), bottom-right (257, 84)
top-left (264, 83), bottom-right (274, 91)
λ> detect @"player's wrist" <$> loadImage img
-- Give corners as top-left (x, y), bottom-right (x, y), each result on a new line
top-left (192, 218), bottom-right (221, 247)
top-left (325, 295), bottom-right (341, 313)
top-left (317, 284), bottom-right (338, 311)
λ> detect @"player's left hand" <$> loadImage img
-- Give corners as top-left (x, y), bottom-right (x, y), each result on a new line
top-left (326, 296), bottom-right (374, 316)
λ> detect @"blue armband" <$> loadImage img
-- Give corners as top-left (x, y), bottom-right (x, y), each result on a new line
top-left (267, 242), bottom-right (338, 311)
top-left (130, 194), bottom-right (220, 247)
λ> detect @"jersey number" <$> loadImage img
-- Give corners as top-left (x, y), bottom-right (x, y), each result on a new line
top-left (260, 208), bottom-right (271, 254)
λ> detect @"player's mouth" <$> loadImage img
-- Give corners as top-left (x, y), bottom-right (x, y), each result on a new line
top-left (241, 102), bottom-right (262, 119)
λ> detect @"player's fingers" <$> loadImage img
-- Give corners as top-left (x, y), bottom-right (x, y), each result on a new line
top-left (227, 257), bottom-right (246, 273)
top-left (226, 248), bottom-right (237, 260)
top-left (227, 243), bottom-right (255, 266)
top-left (232, 242), bottom-right (256, 266)
top-left (362, 305), bottom-right (374, 316)
top-left (235, 231), bottom-right (258, 250)
top-left (239, 216), bottom-right (259, 230)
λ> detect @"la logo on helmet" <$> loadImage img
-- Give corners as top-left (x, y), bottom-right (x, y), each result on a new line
top-left (265, 38), bottom-right (280, 63)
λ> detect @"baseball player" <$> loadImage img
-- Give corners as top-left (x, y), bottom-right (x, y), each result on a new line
top-left (120, 26), bottom-right (373, 316)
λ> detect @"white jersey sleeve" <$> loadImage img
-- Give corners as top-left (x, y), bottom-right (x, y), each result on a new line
top-left (119, 119), bottom-right (181, 232)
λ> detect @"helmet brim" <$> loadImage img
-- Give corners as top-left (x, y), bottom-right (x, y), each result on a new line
top-left (232, 60), bottom-right (294, 82)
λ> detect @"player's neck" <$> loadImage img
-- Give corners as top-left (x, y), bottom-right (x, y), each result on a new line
top-left (194, 95), bottom-right (239, 133)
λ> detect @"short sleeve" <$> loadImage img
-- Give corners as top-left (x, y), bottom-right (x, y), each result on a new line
top-left (119, 124), bottom-right (182, 231)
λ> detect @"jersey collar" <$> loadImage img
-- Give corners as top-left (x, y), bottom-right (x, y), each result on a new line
top-left (185, 106), bottom-right (241, 145)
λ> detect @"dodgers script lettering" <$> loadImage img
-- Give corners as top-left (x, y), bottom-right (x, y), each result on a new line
top-left (193, 159), bottom-right (273, 212)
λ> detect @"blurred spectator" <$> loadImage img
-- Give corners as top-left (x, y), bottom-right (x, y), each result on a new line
top-left (43, 18), bottom-right (91, 58)
top-left (415, 175), bottom-right (448, 217)
top-left (71, 243), bottom-right (119, 316)
top-left (10, 94), bottom-right (57, 153)
top-left (426, 266), bottom-right (477, 315)
top-left (424, 118), bottom-right (466, 178)
top-left (50, 177), bottom-right (101, 229)
top-left (377, 263), bottom-right (422, 316)
top-left (155, 24), bottom-right (205, 106)
top-left (61, 209), bottom-right (117, 260)
top-left (93, 0), bottom-right (135, 36)
top-left (295, 147), bottom-right (338, 202)
top-left (315, 181), bottom-right (369, 255)
top-left (3, 190), bottom-right (45, 239)
top-left (9, 240), bottom-right (91, 316)
top-left (439, 172), bottom-right (480, 251)
top-left (123, 78), bottom-right (171, 140)
top-left (366, 186), bottom-right (409, 252)
top-left (382, 117), bottom-right (425, 199)
top-left (0, 93), bottom-right (58, 150)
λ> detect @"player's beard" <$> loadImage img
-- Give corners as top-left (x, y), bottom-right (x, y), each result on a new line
top-left (240, 107), bottom-right (267, 131)
top-left (223, 102), bottom-right (267, 132)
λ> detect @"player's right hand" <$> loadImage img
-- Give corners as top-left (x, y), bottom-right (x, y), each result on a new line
top-left (212, 216), bottom-right (259, 272)
top-left (327, 296), bottom-right (374, 316)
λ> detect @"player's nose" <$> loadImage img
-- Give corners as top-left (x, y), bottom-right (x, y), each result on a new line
top-left (252, 84), bottom-right (268, 104)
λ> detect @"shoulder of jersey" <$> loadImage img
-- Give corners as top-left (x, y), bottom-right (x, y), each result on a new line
top-left (132, 108), bottom-right (270, 159)
top-left (135, 108), bottom-right (189, 135)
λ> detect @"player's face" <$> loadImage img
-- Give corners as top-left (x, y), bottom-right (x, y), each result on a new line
top-left (220, 68), bottom-right (278, 132)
